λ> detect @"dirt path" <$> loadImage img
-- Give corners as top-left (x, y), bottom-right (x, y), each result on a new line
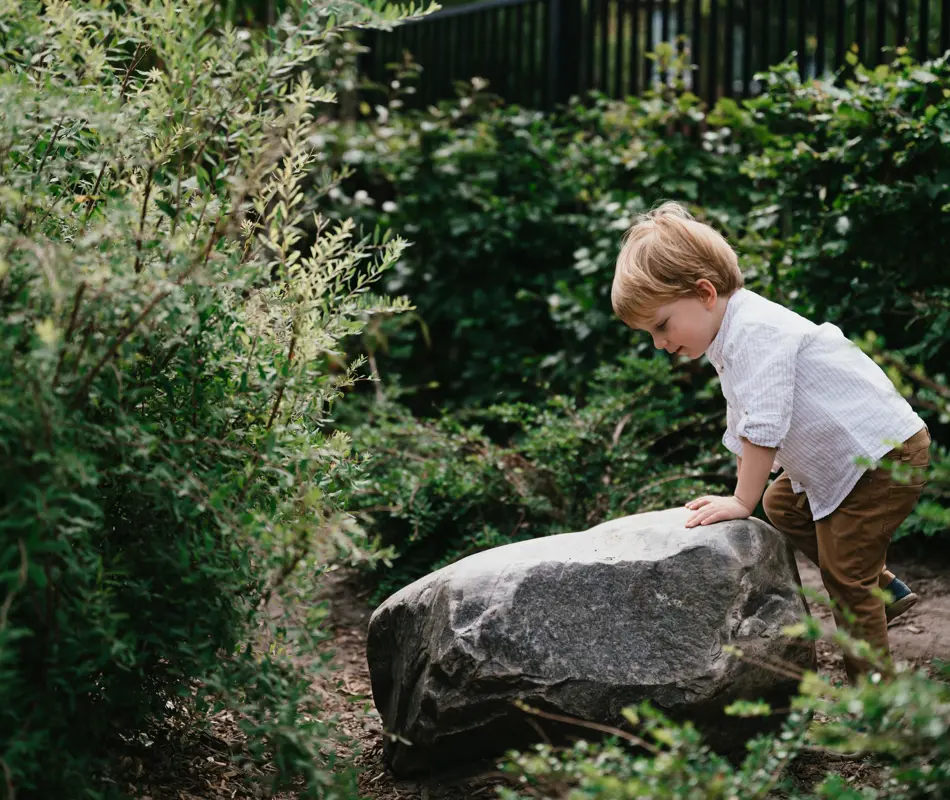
top-left (316, 550), bottom-right (950, 800)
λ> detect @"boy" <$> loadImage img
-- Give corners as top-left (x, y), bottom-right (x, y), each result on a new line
top-left (611, 201), bottom-right (930, 682)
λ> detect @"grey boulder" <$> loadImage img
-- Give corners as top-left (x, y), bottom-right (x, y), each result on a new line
top-left (367, 508), bottom-right (815, 775)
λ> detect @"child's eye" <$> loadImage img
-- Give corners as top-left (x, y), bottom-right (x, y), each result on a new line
top-left (656, 321), bottom-right (667, 332)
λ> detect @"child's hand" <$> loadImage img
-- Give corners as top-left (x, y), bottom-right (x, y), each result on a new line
top-left (684, 495), bottom-right (752, 528)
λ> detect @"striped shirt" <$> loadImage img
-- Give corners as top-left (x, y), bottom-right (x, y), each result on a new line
top-left (705, 289), bottom-right (925, 520)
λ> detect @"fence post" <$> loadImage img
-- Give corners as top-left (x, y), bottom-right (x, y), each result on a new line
top-left (548, 0), bottom-right (583, 107)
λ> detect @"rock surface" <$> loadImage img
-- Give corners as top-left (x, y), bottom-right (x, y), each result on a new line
top-left (367, 508), bottom-right (816, 775)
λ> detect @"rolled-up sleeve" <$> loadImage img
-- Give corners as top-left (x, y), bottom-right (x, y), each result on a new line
top-left (728, 324), bottom-right (799, 449)
top-left (723, 403), bottom-right (743, 455)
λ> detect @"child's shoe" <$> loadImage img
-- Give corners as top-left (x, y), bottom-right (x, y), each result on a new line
top-left (883, 576), bottom-right (919, 623)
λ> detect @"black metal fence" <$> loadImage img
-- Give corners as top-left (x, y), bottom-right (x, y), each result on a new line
top-left (360, 0), bottom-right (950, 109)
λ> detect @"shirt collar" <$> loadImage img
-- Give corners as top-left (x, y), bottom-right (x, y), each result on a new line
top-left (705, 288), bottom-right (749, 368)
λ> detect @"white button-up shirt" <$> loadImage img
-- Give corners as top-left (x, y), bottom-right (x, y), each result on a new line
top-left (705, 289), bottom-right (924, 520)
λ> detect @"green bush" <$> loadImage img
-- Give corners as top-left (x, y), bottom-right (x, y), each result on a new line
top-left (742, 52), bottom-right (950, 374)
top-left (324, 52), bottom-right (950, 416)
top-left (344, 354), bottom-right (730, 603)
top-left (0, 1), bottom-right (420, 796)
top-left (320, 67), bottom-right (763, 407)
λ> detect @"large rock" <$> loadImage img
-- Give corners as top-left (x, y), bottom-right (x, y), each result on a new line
top-left (367, 508), bottom-right (815, 775)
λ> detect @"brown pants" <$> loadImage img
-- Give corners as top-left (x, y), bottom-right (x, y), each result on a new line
top-left (763, 427), bottom-right (931, 681)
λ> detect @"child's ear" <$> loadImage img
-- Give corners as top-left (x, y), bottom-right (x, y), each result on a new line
top-left (695, 278), bottom-right (718, 308)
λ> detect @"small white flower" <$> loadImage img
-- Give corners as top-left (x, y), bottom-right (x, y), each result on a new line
top-left (382, 201), bottom-right (398, 213)
top-left (342, 149), bottom-right (364, 163)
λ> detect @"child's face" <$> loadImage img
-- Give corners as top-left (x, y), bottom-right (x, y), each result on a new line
top-left (636, 291), bottom-right (722, 360)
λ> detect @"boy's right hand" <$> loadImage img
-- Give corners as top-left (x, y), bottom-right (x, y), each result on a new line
top-left (684, 495), bottom-right (752, 528)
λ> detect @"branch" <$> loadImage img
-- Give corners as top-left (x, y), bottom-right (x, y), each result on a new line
top-left (132, 163), bottom-right (155, 274)
top-left (0, 538), bottom-right (27, 630)
top-left (266, 334), bottom-right (297, 430)
top-left (513, 700), bottom-right (660, 755)
top-left (51, 281), bottom-right (86, 389)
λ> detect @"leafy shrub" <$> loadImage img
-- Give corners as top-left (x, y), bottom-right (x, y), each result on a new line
top-left (0, 1), bottom-right (419, 796)
top-left (343, 354), bottom-right (730, 602)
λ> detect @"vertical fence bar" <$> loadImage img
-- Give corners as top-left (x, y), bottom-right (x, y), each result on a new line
top-left (514, 2), bottom-right (525, 103)
top-left (835, 0), bottom-right (846, 66)
top-left (856, 0), bottom-right (867, 61)
top-left (425, 21), bottom-right (437, 106)
top-left (583, 0), bottom-right (595, 93)
top-left (692, 0), bottom-right (702, 97)
top-left (599, 0), bottom-right (610, 90)
top-left (535, 0), bottom-right (546, 107)
top-left (779, 0), bottom-right (788, 58)
top-left (484, 11), bottom-right (495, 96)
top-left (640, 0), bottom-right (650, 93)
top-left (742, 0), bottom-right (752, 93)
top-left (943, 0), bottom-right (950, 54)
top-left (612, 0), bottom-right (624, 96)
top-left (797, 0), bottom-right (807, 77)
top-left (543, 0), bottom-right (552, 106)
top-left (458, 14), bottom-right (468, 89)
top-left (724, 0), bottom-right (734, 96)
top-left (630, 0), bottom-right (641, 94)
top-left (920, 0), bottom-right (930, 61)
top-left (761, 0), bottom-right (771, 70)
top-left (676, 0), bottom-right (687, 87)
top-left (897, 0), bottom-right (908, 49)
top-left (709, 0), bottom-right (719, 101)
top-left (875, 0), bottom-right (887, 64)
top-left (498, 8), bottom-right (509, 99)
top-left (660, 0), bottom-right (671, 84)
top-left (815, 0), bottom-right (826, 75)
top-left (524, 5), bottom-right (533, 105)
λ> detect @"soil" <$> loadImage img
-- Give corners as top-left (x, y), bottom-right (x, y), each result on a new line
top-left (315, 547), bottom-right (950, 800)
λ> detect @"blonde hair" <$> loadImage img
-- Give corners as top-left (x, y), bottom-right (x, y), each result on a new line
top-left (611, 201), bottom-right (743, 325)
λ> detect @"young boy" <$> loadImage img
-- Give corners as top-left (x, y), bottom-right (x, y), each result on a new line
top-left (612, 201), bottom-right (931, 682)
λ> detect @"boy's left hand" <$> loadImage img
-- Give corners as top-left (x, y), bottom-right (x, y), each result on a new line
top-left (684, 495), bottom-right (752, 528)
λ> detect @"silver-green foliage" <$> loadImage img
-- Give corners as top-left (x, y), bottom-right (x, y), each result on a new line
top-left (0, 0), bottom-right (423, 796)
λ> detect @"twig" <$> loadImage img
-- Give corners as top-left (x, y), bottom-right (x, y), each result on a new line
top-left (34, 117), bottom-right (63, 178)
top-left (265, 335), bottom-right (297, 430)
top-left (51, 281), bottom-right (86, 389)
top-left (610, 413), bottom-right (633, 449)
top-left (132, 163), bottom-right (155, 273)
top-left (1, 757), bottom-right (14, 800)
top-left (0, 539), bottom-right (27, 634)
top-left (513, 700), bottom-right (660, 755)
